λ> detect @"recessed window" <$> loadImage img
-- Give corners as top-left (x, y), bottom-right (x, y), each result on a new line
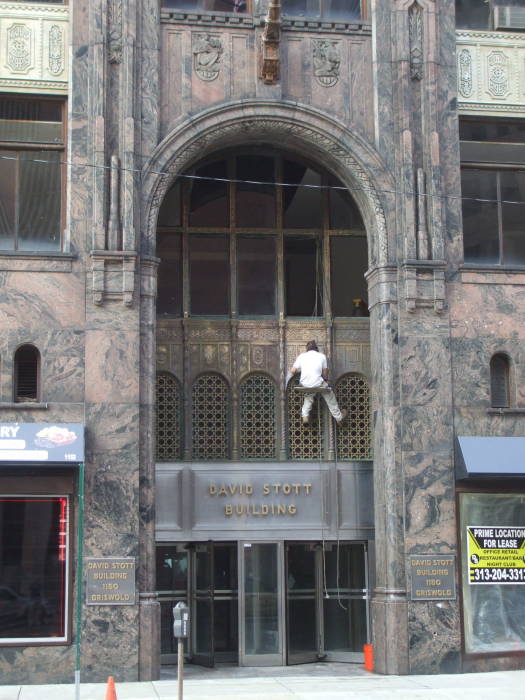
top-left (161, 0), bottom-right (248, 10)
top-left (156, 149), bottom-right (367, 318)
top-left (282, 0), bottom-right (361, 20)
top-left (490, 354), bottom-right (510, 408)
top-left (14, 345), bottom-right (40, 403)
top-left (0, 496), bottom-right (69, 642)
top-left (0, 97), bottom-right (65, 252)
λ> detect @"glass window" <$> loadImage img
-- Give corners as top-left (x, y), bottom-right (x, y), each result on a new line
top-left (244, 543), bottom-right (279, 655)
top-left (283, 160), bottom-right (322, 229)
top-left (157, 182), bottom-right (181, 228)
top-left (157, 232), bottom-right (182, 316)
top-left (0, 496), bottom-right (68, 641)
top-left (284, 235), bottom-right (323, 316)
top-left (330, 236), bottom-right (368, 317)
top-left (455, 0), bottom-right (490, 29)
top-left (189, 161), bottom-right (228, 228)
top-left (192, 373), bottom-right (231, 459)
top-left (282, 0), bottom-right (360, 19)
top-left (329, 179), bottom-right (365, 231)
top-left (0, 97), bottom-right (64, 252)
top-left (237, 236), bottom-right (276, 315)
top-left (162, 0), bottom-right (247, 10)
top-left (461, 169), bottom-right (525, 266)
top-left (461, 169), bottom-right (499, 264)
top-left (236, 156), bottom-right (275, 228)
top-left (460, 493), bottom-right (525, 654)
top-left (189, 235), bottom-right (230, 315)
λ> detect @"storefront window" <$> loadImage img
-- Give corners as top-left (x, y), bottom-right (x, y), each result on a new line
top-left (0, 496), bottom-right (68, 642)
top-left (460, 493), bottom-right (525, 654)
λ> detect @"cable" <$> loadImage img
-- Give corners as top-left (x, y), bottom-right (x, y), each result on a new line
top-left (1, 152), bottom-right (525, 207)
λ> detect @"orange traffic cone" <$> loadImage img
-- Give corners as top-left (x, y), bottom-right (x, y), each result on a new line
top-left (104, 676), bottom-right (117, 700)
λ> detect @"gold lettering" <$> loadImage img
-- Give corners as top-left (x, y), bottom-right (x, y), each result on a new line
top-left (278, 504), bottom-right (286, 515)
top-left (225, 504), bottom-right (232, 516)
top-left (263, 484), bottom-right (270, 496)
top-left (289, 504), bottom-right (297, 515)
top-left (304, 484), bottom-right (312, 495)
top-left (261, 504), bottom-right (269, 515)
top-left (209, 485), bottom-right (217, 496)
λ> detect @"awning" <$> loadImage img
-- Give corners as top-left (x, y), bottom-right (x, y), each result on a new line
top-left (456, 436), bottom-right (525, 479)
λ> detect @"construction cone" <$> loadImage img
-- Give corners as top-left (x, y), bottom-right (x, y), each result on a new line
top-left (104, 676), bottom-right (117, 700)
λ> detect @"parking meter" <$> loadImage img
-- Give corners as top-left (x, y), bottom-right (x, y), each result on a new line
top-left (173, 601), bottom-right (190, 639)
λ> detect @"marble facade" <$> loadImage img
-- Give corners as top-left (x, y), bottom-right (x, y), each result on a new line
top-left (0, 0), bottom-right (524, 684)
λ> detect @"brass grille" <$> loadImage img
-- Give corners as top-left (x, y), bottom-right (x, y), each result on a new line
top-left (156, 372), bottom-right (182, 461)
top-left (287, 375), bottom-right (322, 460)
top-left (335, 373), bottom-right (372, 460)
top-left (192, 373), bottom-right (230, 460)
top-left (240, 373), bottom-right (276, 459)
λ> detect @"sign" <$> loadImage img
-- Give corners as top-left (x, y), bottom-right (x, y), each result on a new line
top-left (467, 526), bottom-right (525, 584)
top-left (0, 423), bottom-right (84, 463)
top-left (85, 557), bottom-right (136, 605)
top-left (409, 555), bottom-right (456, 600)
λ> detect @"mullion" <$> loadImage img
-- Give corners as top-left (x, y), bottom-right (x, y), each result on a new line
top-left (14, 151), bottom-right (20, 251)
top-left (497, 171), bottom-right (504, 265)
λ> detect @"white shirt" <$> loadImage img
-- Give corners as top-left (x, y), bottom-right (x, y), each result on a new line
top-left (293, 350), bottom-right (327, 388)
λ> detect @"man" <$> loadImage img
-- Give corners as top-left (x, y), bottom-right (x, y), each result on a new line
top-left (290, 340), bottom-right (347, 425)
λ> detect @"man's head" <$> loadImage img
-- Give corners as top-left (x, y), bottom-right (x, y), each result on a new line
top-left (306, 340), bottom-right (318, 352)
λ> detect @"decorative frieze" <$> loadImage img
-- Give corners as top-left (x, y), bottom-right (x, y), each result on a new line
top-left (0, 3), bottom-right (68, 94)
top-left (456, 29), bottom-right (525, 117)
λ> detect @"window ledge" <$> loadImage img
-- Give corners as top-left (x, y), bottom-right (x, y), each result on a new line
top-left (0, 402), bottom-right (49, 410)
top-left (487, 408), bottom-right (525, 415)
top-left (0, 252), bottom-right (75, 273)
top-left (459, 265), bottom-right (525, 285)
top-left (161, 9), bottom-right (254, 25)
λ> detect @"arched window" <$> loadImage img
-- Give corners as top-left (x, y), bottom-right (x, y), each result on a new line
top-left (490, 354), bottom-right (510, 408)
top-left (192, 373), bottom-right (231, 459)
top-left (335, 373), bottom-right (372, 460)
top-left (239, 373), bottom-right (276, 459)
top-left (287, 375), bottom-right (322, 460)
top-left (156, 372), bottom-right (183, 461)
top-left (14, 344), bottom-right (41, 402)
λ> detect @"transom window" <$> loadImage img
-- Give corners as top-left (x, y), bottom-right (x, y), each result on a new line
top-left (160, 0), bottom-right (362, 17)
top-left (157, 149), bottom-right (368, 318)
top-left (0, 96), bottom-right (65, 252)
top-left (460, 119), bottom-right (525, 266)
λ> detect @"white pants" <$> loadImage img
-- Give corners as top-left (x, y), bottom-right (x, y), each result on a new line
top-left (301, 380), bottom-right (343, 422)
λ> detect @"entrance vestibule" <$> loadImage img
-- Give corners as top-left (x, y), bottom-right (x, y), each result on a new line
top-left (156, 540), bottom-right (369, 667)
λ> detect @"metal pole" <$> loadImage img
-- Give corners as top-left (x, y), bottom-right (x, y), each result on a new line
top-left (177, 638), bottom-right (184, 700)
top-left (75, 461), bottom-right (85, 700)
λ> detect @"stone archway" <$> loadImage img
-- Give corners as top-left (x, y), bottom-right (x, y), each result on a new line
top-left (141, 101), bottom-right (394, 268)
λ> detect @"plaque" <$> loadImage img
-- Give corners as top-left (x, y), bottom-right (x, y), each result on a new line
top-left (85, 557), bottom-right (136, 605)
top-left (409, 554), bottom-right (456, 601)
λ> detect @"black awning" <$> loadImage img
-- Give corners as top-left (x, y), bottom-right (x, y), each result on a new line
top-left (456, 436), bottom-right (525, 479)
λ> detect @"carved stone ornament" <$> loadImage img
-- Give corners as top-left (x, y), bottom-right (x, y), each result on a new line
top-left (487, 50), bottom-right (510, 98)
top-left (313, 40), bottom-right (340, 87)
top-left (7, 23), bottom-right (32, 73)
top-left (260, 0), bottom-right (281, 85)
top-left (193, 34), bottom-right (223, 82)
top-left (458, 49), bottom-right (473, 98)
top-left (108, 0), bottom-right (123, 64)
top-left (48, 25), bottom-right (64, 76)
top-left (408, 3), bottom-right (423, 81)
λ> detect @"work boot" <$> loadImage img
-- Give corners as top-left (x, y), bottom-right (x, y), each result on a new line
top-left (336, 409), bottom-right (347, 425)
top-left (302, 415), bottom-right (310, 425)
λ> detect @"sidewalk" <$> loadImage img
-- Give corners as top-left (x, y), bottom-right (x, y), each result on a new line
top-left (0, 666), bottom-right (524, 700)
